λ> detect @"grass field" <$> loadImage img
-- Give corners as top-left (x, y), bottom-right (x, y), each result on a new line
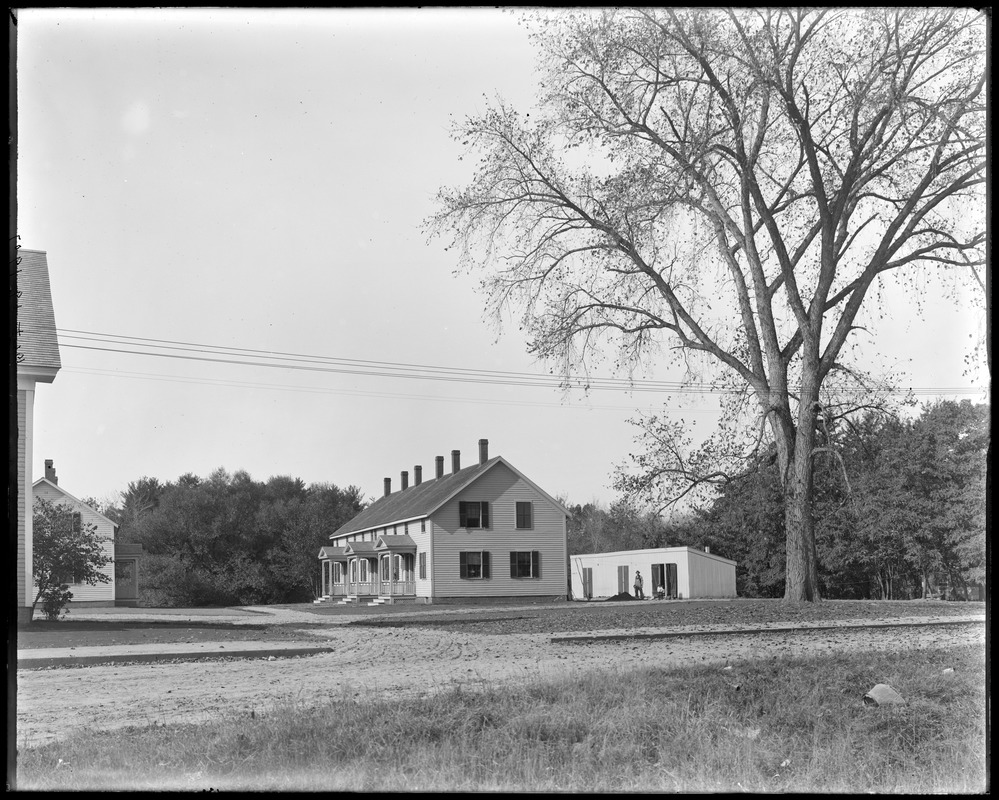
top-left (15, 600), bottom-right (988, 792)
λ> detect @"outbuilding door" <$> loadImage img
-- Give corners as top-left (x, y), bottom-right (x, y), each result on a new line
top-left (114, 558), bottom-right (138, 604)
top-left (617, 565), bottom-right (629, 595)
top-left (651, 563), bottom-right (677, 599)
top-left (582, 567), bottom-right (593, 600)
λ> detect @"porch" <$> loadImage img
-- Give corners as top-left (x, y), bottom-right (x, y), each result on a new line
top-left (317, 539), bottom-right (418, 605)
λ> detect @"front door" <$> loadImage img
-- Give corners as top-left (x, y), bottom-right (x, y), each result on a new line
top-left (380, 554), bottom-right (391, 595)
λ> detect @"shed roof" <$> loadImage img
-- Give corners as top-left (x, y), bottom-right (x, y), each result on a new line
top-left (16, 249), bottom-right (61, 373)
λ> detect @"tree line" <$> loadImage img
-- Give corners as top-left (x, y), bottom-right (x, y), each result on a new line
top-left (567, 401), bottom-right (987, 600)
top-left (97, 470), bottom-right (365, 607)
top-left (46, 400), bottom-right (983, 609)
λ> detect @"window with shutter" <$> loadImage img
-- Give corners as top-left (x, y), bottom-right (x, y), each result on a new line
top-left (459, 551), bottom-right (489, 579)
top-left (516, 502), bottom-right (533, 529)
top-left (510, 550), bottom-right (541, 578)
top-left (458, 501), bottom-right (489, 529)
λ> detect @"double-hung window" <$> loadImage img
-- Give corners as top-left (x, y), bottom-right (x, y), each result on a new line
top-left (510, 551), bottom-right (541, 579)
top-left (459, 551), bottom-right (491, 579)
top-left (459, 501), bottom-right (490, 529)
top-left (515, 502), bottom-right (533, 529)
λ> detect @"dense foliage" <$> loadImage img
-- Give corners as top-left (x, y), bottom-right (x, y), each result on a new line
top-left (681, 401), bottom-right (987, 599)
top-left (110, 469), bottom-right (365, 607)
top-left (567, 401), bottom-right (987, 600)
top-left (32, 497), bottom-right (113, 619)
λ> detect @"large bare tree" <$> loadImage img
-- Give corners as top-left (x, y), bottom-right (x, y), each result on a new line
top-left (427, 8), bottom-right (986, 601)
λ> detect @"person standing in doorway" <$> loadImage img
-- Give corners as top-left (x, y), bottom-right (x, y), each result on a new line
top-left (633, 570), bottom-right (645, 600)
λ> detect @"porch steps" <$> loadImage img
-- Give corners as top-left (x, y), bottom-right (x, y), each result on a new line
top-left (367, 596), bottom-right (420, 607)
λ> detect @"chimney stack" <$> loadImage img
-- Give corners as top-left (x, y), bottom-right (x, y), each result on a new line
top-left (414, 465), bottom-right (422, 486)
top-left (384, 477), bottom-right (391, 497)
top-left (478, 439), bottom-right (489, 465)
top-left (704, 545), bottom-right (711, 554)
top-left (45, 459), bottom-right (57, 484)
top-left (401, 470), bottom-right (409, 491)
top-left (451, 450), bottom-right (461, 474)
top-left (435, 456), bottom-right (444, 479)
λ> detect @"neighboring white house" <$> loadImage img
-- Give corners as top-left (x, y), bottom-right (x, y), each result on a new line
top-left (16, 249), bottom-right (62, 624)
top-left (569, 546), bottom-right (737, 601)
top-left (318, 439), bottom-right (569, 605)
top-left (32, 461), bottom-right (143, 608)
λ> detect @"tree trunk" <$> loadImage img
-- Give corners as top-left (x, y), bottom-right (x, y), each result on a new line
top-left (774, 377), bottom-right (822, 603)
top-left (783, 442), bottom-right (820, 602)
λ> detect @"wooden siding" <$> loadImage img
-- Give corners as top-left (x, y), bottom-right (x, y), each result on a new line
top-left (570, 549), bottom-right (689, 599)
top-left (687, 550), bottom-right (738, 598)
top-left (17, 390), bottom-right (28, 610)
top-left (408, 519), bottom-right (434, 600)
top-left (569, 547), bottom-right (736, 600)
top-left (32, 482), bottom-right (116, 603)
top-left (430, 462), bottom-right (567, 599)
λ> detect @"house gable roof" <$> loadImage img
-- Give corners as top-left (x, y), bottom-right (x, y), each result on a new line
top-left (330, 456), bottom-right (567, 540)
top-left (32, 477), bottom-right (118, 529)
top-left (16, 249), bottom-right (62, 375)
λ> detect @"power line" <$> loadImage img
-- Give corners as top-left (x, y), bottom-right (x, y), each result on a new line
top-left (56, 328), bottom-right (988, 399)
top-left (58, 328), bottom-right (708, 393)
top-left (61, 365), bottom-right (725, 413)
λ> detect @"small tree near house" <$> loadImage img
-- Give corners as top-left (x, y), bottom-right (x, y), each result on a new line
top-left (32, 497), bottom-right (112, 620)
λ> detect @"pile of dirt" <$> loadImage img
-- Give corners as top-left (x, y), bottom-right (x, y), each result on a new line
top-left (604, 592), bottom-right (636, 602)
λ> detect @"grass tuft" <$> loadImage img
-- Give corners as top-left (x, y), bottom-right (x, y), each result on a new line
top-left (17, 642), bottom-right (985, 792)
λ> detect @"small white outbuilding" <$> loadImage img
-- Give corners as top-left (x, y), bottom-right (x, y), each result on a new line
top-left (569, 546), bottom-right (736, 601)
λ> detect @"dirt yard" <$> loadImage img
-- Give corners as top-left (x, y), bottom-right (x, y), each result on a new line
top-left (16, 603), bottom-right (985, 749)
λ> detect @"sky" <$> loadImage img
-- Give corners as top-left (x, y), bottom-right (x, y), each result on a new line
top-left (15, 7), bottom-right (988, 511)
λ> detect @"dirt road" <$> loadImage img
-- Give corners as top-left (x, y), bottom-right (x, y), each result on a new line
top-left (16, 617), bottom-right (984, 749)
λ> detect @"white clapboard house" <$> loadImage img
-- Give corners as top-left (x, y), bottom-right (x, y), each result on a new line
top-left (32, 460), bottom-right (143, 608)
top-left (318, 440), bottom-right (569, 605)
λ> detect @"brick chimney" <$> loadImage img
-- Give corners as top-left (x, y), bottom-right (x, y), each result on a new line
top-left (383, 477), bottom-right (391, 497)
top-left (478, 439), bottom-right (489, 465)
top-left (401, 470), bottom-right (409, 491)
top-left (44, 459), bottom-right (57, 484)
top-left (414, 465), bottom-right (422, 486)
top-left (435, 456), bottom-right (444, 479)
top-left (451, 450), bottom-right (461, 474)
